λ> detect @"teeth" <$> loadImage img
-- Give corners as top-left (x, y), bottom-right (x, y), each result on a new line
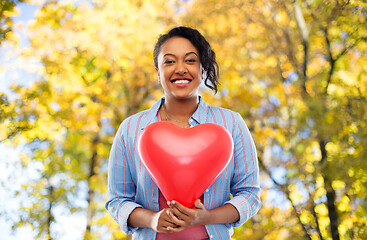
top-left (173, 80), bottom-right (190, 84)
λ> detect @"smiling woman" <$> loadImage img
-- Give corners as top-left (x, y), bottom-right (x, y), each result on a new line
top-left (105, 26), bottom-right (261, 240)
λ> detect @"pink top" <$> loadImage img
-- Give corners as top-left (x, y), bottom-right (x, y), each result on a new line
top-left (156, 110), bottom-right (209, 240)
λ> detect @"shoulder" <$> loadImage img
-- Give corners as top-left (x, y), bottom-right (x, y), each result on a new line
top-left (209, 106), bottom-right (237, 116)
top-left (115, 98), bottom-right (163, 138)
top-left (122, 110), bottom-right (150, 124)
top-left (117, 110), bottom-right (150, 136)
top-left (206, 105), bottom-right (246, 133)
top-left (208, 105), bottom-right (243, 123)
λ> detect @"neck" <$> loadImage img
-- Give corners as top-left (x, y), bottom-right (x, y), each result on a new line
top-left (163, 96), bottom-right (199, 119)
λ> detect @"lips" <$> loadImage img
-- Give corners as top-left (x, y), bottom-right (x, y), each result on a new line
top-left (171, 77), bottom-right (192, 84)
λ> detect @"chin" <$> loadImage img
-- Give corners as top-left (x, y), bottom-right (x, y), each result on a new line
top-left (173, 93), bottom-right (198, 100)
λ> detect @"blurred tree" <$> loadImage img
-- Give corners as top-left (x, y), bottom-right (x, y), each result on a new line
top-left (1, 0), bottom-right (366, 239)
top-left (0, 0), bottom-right (27, 44)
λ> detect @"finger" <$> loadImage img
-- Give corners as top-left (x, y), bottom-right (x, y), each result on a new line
top-left (169, 200), bottom-right (191, 217)
top-left (159, 226), bottom-right (179, 233)
top-left (163, 209), bottom-right (180, 225)
top-left (161, 221), bottom-right (179, 230)
top-left (166, 207), bottom-right (186, 226)
top-left (156, 209), bottom-right (179, 232)
top-left (194, 199), bottom-right (205, 210)
top-left (168, 204), bottom-right (191, 222)
top-left (166, 226), bottom-right (185, 233)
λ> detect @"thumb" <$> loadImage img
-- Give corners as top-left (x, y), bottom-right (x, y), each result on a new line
top-left (194, 199), bottom-right (204, 209)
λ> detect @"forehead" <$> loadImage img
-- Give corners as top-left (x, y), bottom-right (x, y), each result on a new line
top-left (159, 37), bottom-right (198, 56)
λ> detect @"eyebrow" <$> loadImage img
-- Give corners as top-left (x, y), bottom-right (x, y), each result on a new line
top-left (163, 52), bottom-right (198, 58)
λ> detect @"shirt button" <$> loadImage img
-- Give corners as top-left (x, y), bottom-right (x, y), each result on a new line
top-left (205, 189), bottom-right (209, 193)
top-left (210, 235), bottom-right (213, 239)
top-left (189, 119), bottom-right (193, 122)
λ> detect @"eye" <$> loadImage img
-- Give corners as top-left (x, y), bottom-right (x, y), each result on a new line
top-left (186, 59), bottom-right (197, 63)
top-left (164, 60), bottom-right (174, 64)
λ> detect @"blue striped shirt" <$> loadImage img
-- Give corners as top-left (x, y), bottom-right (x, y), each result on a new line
top-left (105, 97), bottom-right (261, 240)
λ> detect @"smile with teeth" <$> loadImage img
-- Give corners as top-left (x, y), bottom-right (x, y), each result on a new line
top-left (173, 79), bottom-right (191, 84)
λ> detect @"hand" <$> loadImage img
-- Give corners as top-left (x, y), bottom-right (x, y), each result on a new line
top-left (128, 200), bottom-right (240, 232)
top-left (150, 208), bottom-right (179, 233)
top-left (165, 199), bottom-right (210, 232)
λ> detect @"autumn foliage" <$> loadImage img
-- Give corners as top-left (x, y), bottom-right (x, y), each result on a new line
top-left (1, 0), bottom-right (366, 239)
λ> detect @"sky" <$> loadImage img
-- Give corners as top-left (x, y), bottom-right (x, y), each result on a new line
top-left (0, 144), bottom-right (34, 240)
top-left (0, 2), bottom-right (40, 96)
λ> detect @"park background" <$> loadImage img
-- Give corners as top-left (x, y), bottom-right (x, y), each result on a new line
top-left (0, 0), bottom-right (366, 239)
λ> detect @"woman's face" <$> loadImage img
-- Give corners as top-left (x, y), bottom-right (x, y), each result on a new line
top-left (157, 37), bottom-right (203, 101)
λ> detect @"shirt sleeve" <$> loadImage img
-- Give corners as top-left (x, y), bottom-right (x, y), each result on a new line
top-left (225, 112), bottom-right (261, 228)
top-left (105, 123), bottom-right (142, 234)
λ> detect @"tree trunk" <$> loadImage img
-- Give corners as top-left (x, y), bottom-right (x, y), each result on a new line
top-left (293, 0), bottom-right (309, 94)
top-left (324, 177), bottom-right (340, 240)
top-left (47, 183), bottom-right (54, 240)
top-left (319, 140), bottom-right (340, 240)
top-left (83, 133), bottom-right (100, 240)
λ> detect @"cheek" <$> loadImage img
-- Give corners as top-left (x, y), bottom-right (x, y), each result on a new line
top-left (157, 68), bottom-right (165, 79)
top-left (158, 69), bottom-right (170, 85)
top-left (160, 66), bottom-right (172, 78)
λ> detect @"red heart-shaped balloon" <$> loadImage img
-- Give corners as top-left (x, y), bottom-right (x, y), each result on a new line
top-left (138, 122), bottom-right (233, 207)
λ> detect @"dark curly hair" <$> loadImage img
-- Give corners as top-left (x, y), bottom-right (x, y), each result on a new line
top-left (153, 26), bottom-right (219, 93)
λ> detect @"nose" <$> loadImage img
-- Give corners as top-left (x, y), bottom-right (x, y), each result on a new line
top-left (175, 61), bottom-right (187, 75)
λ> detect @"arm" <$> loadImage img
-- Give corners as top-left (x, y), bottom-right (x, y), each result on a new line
top-left (225, 112), bottom-right (261, 227)
top-left (105, 124), bottom-right (142, 234)
top-left (106, 122), bottom-right (179, 233)
top-left (127, 207), bottom-right (179, 233)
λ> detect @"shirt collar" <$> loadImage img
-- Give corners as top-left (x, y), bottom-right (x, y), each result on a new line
top-left (191, 96), bottom-right (209, 124)
top-left (141, 96), bottom-right (210, 129)
top-left (140, 98), bottom-right (164, 129)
